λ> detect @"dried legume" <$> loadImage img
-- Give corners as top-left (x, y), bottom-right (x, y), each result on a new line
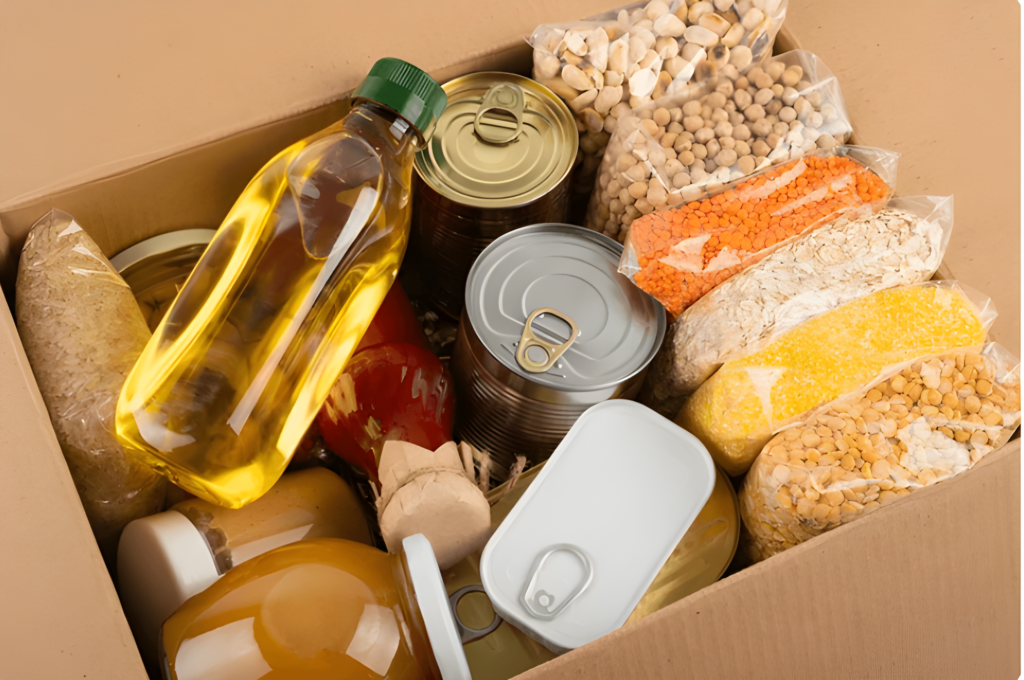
top-left (740, 344), bottom-right (1021, 561)
top-left (587, 50), bottom-right (852, 240)
top-left (530, 0), bottom-right (788, 217)
top-left (676, 281), bottom-right (992, 476)
top-left (623, 149), bottom-right (893, 316)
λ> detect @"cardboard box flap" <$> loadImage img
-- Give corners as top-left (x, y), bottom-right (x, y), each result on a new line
top-left (0, 0), bottom-right (615, 212)
top-left (516, 442), bottom-right (1021, 680)
top-left (0, 294), bottom-right (147, 679)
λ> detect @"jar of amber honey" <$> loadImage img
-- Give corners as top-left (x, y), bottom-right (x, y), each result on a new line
top-left (119, 468), bottom-right (372, 664)
top-left (159, 535), bottom-right (471, 680)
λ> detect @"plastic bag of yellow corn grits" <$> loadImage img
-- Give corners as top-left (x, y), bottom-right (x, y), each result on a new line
top-left (675, 280), bottom-right (995, 476)
top-left (738, 342), bottom-right (1021, 562)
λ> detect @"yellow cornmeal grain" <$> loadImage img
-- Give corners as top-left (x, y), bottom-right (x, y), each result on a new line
top-left (676, 283), bottom-right (988, 475)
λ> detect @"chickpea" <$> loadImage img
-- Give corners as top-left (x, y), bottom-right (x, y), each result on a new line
top-left (713, 121), bottom-right (734, 138)
top-left (715, 149), bottom-right (738, 167)
top-left (737, 155), bottom-right (756, 174)
top-left (733, 89), bottom-right (753, 110)
top-left (754, 88), bottom-right (774, 106)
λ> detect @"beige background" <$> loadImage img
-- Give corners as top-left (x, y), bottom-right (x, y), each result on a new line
top-left (0, 1), bottom-right (1019, 678)
top-left (1, 0), bottom-right (1018, 351)
top-left (0, 0), bottom-right (608, 207)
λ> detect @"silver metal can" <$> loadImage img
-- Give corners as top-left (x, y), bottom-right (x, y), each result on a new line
top-left (452, 223), bottom-right (666, 475)
top-left (411, 73), bottom-right (578, 319)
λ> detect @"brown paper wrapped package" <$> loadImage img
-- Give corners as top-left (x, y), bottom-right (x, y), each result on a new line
top-left (377, 440), bottom-right (491, 569)
top-left (15, 209), bottom-right (166, 567)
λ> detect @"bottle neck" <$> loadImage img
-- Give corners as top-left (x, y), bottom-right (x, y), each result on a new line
top-left (391, 552), bottom-right (445, 680)
top-left (346, 99), bottom-right (424, 161)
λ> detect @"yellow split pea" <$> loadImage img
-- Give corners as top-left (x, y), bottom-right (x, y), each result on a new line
top-left (739, 346), bottom-right (1021, 562)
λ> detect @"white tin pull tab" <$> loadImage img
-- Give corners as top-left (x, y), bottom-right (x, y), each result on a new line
top-left (515, 307), bottom-right (580, 374)
top-left (520, 544), bottom-right (593, 620)
top-left (473, 83), bottom-right (525, 145)
top-left (448, 584), bottom-right (503, 644)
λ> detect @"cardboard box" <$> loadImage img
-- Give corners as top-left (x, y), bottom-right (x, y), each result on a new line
top-left (0, 1), bottom-right (1018, 678)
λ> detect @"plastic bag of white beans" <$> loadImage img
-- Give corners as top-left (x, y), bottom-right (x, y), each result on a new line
top-left (738, 342), bottom-right (1021, 562)
top-left (529, 0), bottom-right (788, 220)
top-left (585, 50), bottom-right (852, 240)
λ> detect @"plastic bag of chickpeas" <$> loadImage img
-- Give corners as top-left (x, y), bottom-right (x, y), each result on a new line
top-left (529, 0), bottom-right (789, 221)
top-left (739, 342), bottom-right (1021, 562)
top-left (585, 50), bottom-right (853, 242)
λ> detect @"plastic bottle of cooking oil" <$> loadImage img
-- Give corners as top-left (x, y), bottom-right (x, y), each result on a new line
top-left (116, 58), bottom-right (447, 509)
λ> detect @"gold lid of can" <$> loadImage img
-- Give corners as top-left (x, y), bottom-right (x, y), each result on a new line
top-left (414, 73), bottom-right (578, 209)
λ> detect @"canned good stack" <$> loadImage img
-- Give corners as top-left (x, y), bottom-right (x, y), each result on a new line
top-left (10, 4), bottom-right (1019, 680)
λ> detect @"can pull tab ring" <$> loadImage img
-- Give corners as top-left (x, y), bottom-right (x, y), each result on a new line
top-left (521, 544), bottom-right (594, 620)
top-left (516, 307), bottom-right (580, 374)
top-left (474, 83), bottom-right (525, 145)
top-left (448, 585), bottom-right (503, 644)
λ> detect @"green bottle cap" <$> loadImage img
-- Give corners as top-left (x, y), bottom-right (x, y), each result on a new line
top-left (352, 58), bottom-right (447, 140)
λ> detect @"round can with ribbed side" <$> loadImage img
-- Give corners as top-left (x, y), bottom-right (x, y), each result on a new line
top-left (411, 73), bottom-right (578, 319)
top-left (452, 223), bottom-right (666, 476)
top-left (110, 229), bottom-right (216, 332)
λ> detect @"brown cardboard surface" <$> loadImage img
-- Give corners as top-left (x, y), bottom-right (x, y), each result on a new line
top-left (0, 1), bottom-right (1019, 679)
top-left (783, 0), bottom-right (1021, 355)
top-left (0, 0), bottom-right (610, 210)
top-left (0, 34), bottom-right (543, 272)
top-left (519, 441), bottom-right (1021, 680)
top-left (0, 293), bottom-right (147, 679)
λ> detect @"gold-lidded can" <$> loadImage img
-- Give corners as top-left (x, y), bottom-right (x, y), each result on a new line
top-left (411, 72), bottom-right (578, 319)
top-left (110, 229), bottom-right (215, 331)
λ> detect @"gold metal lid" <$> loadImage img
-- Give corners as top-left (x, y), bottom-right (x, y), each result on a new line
top-left (414, 73), bottom-right (577, 209)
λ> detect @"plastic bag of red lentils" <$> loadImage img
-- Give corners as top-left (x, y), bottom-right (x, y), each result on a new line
top-left (619, 145), bottom-right (899, 316)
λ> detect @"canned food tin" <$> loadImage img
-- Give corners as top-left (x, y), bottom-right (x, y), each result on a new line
top-left (452, 223), bottom-right (666, 474)
top-left (412, 73), bottom-right (578, 319)
top-left (624, 463), bottom-right (739, 624)
top-left (110, 229), bottom-right (215, 331)
top-left (479, 401), bottom-right (715, 654)
top-left (443, 417), bottom-right (737, 677)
